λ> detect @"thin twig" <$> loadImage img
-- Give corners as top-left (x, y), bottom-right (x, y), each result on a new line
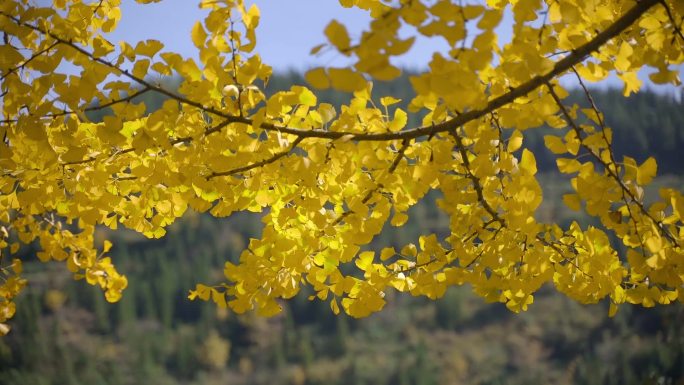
top-left (51, 87), bottom-right (152, 118)
top-left (208, 136), bottom-right (305, 179)
top-left (570, 67), bottom-right (648, 256)
top-left (450, 128), bottom-right (504, 226)
top-left (331, 138), bottom-right (411, 227)
top-left (546, 82), bottom-right (679, 246)
top-left (658, 0), bottom-right (684, 43)
top-left (1, 41), bottom-right (60, 81)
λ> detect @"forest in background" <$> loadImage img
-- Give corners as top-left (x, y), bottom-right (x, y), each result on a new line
top-left (1, 73), bottom-right (683, 385)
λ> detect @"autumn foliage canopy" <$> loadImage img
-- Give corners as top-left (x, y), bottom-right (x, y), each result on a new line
top-left (1, 0), bottom-right (683, 335)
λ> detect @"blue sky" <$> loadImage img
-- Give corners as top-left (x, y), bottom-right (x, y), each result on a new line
top-left (107, 0), bottom-right (680, 95)
top-left (110, 0), bottom-right (452, 71)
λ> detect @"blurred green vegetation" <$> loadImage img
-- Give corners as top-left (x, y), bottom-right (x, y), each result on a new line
top-left (2, 74), bottom-right (683, 385)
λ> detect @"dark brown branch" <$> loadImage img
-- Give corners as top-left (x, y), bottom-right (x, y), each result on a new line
top-left (52, 86), bottom-right (153, 118)
top-left (0, 87), bottom-right (153, 124)
top-left (570, 67), bottom-right (647, 254)
top-left (659, 0), bottom-right (684, 43)
top-left (331, 139), bottom-right (411, 227)
top-left (62, 157), bottom-right (97, 166)
top-left (62, 118), bottom-right (230, 168)
top-left (207, 136), bottom-right (305, 179)
top-left (450, 129), bottom-right (504, 226)
top-left (0, 12), bottom-right (226, 117)
top-left (245, 0), bottom-right (657, 142)
top-left (387, 138), bottom-right (410, 174)
top-left (535, 234), bottom-right (593, 278)
top-left (92, 0), bottom-right (105, 15)
top-left (0, 0), bottom-right (659, 142)
top-left (545, 82), bottom-right (679, 247)
top-left (114, 175), bottom-right (137, 181)
top-left (1, 41), bottom-right (60, 81)
top-left (392, 254), bottom-right (446, 275)
top-left (203, 119), bottom-right (233, 137)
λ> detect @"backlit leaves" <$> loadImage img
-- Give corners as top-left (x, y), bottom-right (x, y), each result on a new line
top-left (0, 0), bottom-right (683, 334)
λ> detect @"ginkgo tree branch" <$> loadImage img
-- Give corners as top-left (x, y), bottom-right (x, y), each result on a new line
top-left (207, 136), bottom-right (305, 179)
top-left (545, 82), bottom-right (680, 247)
top-left (536, 234), bottom-right (593, 278)
top-left (659, 0), bottom-right (684, 43)
top-left (570, 67), bottom-right (648, 255)
top-left (451, 127), bottom-right (591, 276)
top-left (0, 12), bottom-right (228, 118)
top-left (62, 118), bottom-right (232, 169)
top-left (0, 86), bottom-right (154, 125)
top-left (0, 41), bottom-right (60, 81)
top-left (2, 0), bottom-right (683, 336)
top-left (449, 128), bottom-right (504, 227)
top-left (235, 0), bottom-right (657, 141)
top-left (50, 86), bottom-right (153, 119)
top-left (212, 0), bottom-right (658, 142)
top-left (330, 138), bottom-right (412, 227)
top-left (0, 0), bottom-right (659, 144)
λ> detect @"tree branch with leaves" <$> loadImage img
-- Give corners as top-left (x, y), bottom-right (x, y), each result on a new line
top-left (0, 0), bottom-right (683, 335)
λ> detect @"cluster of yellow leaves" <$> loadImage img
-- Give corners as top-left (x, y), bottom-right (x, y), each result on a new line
top-left (1, 0), bottom-right (683, 333)
top-left (0, 254), bottom-right (24, 336)
top-left (542, 101), bottom-right (683, 313)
